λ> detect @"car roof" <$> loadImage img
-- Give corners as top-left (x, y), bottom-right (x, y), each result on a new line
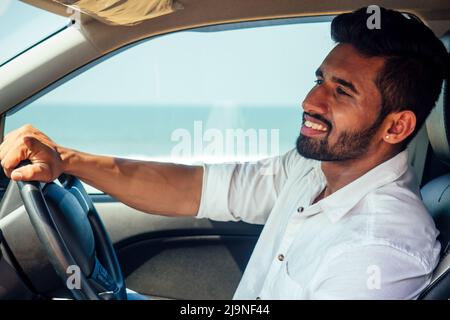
top-left (23, 0), bottom-right (450, 48)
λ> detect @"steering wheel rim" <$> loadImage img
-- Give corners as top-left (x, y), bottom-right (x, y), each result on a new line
top-left (16, 169), bottom-right (126, 300)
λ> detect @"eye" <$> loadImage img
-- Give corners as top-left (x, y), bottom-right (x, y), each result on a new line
top-left (336, 87), bottom-right (351, 97)
top-left (314, 79), bottom-right (324, 85)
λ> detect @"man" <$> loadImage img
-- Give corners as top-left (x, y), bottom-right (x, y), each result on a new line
top-left (0, 7), bottom-right (448, 299)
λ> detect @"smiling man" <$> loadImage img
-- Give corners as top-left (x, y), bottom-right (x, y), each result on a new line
top-left (0, 7), bottom-right (449, 299)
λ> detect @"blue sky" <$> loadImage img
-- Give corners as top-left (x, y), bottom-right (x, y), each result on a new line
top-left (1, 1), bottom-right (336, 108)
top-left (38, 21), bottom-right (335, 108)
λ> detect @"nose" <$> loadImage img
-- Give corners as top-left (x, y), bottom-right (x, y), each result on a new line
top-left (302, 85), bottom-right (329, 115)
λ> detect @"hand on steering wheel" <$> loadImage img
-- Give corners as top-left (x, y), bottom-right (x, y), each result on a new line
top-left (16, 161), bottom-right (127, 300)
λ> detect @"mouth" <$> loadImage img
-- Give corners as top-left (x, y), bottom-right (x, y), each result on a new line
top-left (300, 114), bottom-right (330, 137)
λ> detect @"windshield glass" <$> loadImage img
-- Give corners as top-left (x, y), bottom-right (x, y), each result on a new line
top-left (6, 17), bottom-right (335, 164)
top-left (0, 0), bottom-right (69, 65)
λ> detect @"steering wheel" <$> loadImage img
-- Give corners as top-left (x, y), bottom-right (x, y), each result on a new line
top-left (16, 162), bottom-right (127, 300)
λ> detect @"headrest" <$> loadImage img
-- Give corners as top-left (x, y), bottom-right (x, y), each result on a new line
top-left (426, 31), bottom-right (450, 165)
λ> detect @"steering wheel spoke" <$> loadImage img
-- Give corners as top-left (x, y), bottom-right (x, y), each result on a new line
top-left (16, 162), bottom-right (127, 300)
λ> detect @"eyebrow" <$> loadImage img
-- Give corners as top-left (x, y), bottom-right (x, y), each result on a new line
top-left (315, 68), bottom-right (359, 95)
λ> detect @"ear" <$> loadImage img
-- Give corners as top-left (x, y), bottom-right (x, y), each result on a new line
top-left (382, 110), bottom-right (417, 145)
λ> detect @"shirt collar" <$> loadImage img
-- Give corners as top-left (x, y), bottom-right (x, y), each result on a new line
top-left (305, 150), bottom-right (410, 223)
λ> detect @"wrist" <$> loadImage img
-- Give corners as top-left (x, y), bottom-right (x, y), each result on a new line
top-left (56, 145), bottom-right (78, 175)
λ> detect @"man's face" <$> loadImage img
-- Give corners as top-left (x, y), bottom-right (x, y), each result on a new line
top-left (296, 44), bottom-right (386, 161)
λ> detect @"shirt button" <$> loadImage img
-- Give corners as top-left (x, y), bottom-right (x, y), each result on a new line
top-left (277, 254), bottom-right (285, 261)
top-left (297, 206), bottom-right (304, 213)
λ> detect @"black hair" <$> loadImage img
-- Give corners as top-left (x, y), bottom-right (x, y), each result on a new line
top-left (331, 6), bottom-right (449, 146)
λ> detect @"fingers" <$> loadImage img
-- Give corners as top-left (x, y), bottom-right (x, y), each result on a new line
top-left (0, 125), bottom-right (59, 182)
top-left (0, 125), bottom-right (32, 159)
top-left (11, 162), bottom-right (53, 182)
top-left (23, 135), bottom-right (37, 151)
top-left (2, 131), bottom-right (11, 143)
top-left (0, 137), bottom-right (30, 178)
top-left (0, 131), bottom-right (15, 160)
top-left (0, 136), bottom-right (44, 179)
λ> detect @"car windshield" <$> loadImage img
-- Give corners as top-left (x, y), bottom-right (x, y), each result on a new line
top-left (5, 17), bottom-right (335, 164)
top-left (0, 0), bottom-right (69, 66)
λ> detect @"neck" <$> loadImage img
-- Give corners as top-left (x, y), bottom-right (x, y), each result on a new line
top-left (320, 146), bottom-right (400, 195)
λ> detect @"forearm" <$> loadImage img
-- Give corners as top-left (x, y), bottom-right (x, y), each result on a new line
top-left (59, 146), bottom-right (203, 217)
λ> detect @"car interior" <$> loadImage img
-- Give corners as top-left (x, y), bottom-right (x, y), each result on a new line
top-left (0, 0), bottom-right (449, 300)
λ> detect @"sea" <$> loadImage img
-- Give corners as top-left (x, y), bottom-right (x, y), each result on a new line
top-left (5, 104), bottom-right (302, 165)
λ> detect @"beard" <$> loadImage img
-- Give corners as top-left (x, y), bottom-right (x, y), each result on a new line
top-left (296, 112), bottom-right (385, 161)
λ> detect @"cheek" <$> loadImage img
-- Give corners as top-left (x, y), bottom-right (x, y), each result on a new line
top-left (328, 110), bottom-right (368, 139)
top-left (360, 93), bottom-right (382, 121)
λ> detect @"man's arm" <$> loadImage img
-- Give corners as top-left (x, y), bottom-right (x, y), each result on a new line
top-left (0, 125), bottom-right (203, 217)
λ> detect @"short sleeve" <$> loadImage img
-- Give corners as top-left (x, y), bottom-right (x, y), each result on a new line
top-left (196, 149), bottom-right (301, 224)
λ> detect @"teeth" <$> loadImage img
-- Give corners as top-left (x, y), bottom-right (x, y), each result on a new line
top-left (304, 120), bottom-right (327, 131)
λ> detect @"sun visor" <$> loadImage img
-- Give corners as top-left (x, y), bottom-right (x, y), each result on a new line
top-left (52, 0), bottom-right (182, 26)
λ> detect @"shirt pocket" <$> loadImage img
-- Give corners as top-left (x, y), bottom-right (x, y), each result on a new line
top-left (269, 261), bottom-right (306, 299)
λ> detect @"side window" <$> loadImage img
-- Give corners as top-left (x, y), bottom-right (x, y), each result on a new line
top-left (5, 18), bottom-right (334, 179)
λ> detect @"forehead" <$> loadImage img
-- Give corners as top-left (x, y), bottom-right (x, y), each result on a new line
top-left (320, 43), bottom-right (386, 92)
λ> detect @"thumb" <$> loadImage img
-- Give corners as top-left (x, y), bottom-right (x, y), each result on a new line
top-left (23, 136), bottom-right (40, 152)
top-left (11, 162), bottom-right (52, 182)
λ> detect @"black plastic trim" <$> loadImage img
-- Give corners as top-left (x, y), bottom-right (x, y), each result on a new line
top-left (114, 230), bottom-right (262, 252)
top-left (0, 24), bottom-right (70, 68)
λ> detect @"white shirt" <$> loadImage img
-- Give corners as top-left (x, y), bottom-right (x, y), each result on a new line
top-left (196, 149), bottom-right (440, 299)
